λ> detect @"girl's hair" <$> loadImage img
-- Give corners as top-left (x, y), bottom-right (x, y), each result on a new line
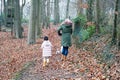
top-left (44, 36), bottom-right (48, 40)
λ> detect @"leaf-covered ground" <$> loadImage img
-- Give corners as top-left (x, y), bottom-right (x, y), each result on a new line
top-left (0, 25), bottom-right (120, 80)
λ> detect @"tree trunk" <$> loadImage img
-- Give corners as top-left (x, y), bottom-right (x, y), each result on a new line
top-left (6, 0), bottom-right (15, 36)
top-left (56, 0), bottom-right (60, 23)
top-left (46, 0), bottom-right (50, 28)
top-left (87, 0), bottom-right (94, 21)
top-left (14, 0), bottom-right (23, 38)
top-left (54, 0), bottom-right (60, 25)
top-left (21, 0), bottom-right (26, 19)
top-left (54, 0), bottom-right (57, 25)
top-left (95, 0), bottom-right (100, 33)
top-left (66, 0), bottom-right (70, 18)
top-left (118, 0), bottom-right (120, 49)
top-left (112, 0), bottom-right (119, 45)
top-left (77, 0), bottom-right (83, 15)
top-left (41, 0), bottom-right (46, 28)
top-left (38, 0), bottom-right (42, 37)
top-left (40, 0), bottom-right (44, 28)
top-left (3, 0), bottom-right (7, 26)
top-left (118, 34), bottom-right (120, 49)
top-left (0, 0), bottom-right (2, 31)
top-left (35, 0), bottom-right (42, 38)
top-left (27, 0), bottom-right (36, 44)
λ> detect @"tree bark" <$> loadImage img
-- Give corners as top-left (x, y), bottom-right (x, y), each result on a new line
top-left (77, 0), bottom-right (83, 15)
top-left (38, 0), bottom-right (42, 37)
top-left (95, 0), bottom-right (100, 33)
top-left (35, 0), bottom-right (42, 38)
top-left (46, 0), bottom-right (50, 28)
top-left (112, 0), bottom-right (119, 45)
top-left (21, 0), bottom-right (26, 19)
top-left (3, 0), bottom-right (7, 26)
top-left (54, 0), bottom-right (60, 25)
top-left (14, 0), bottom-right (23, 38)
top-left (41, 0), bottom-right (46, 28)
top-left (66, 0), bottom-right (70, 18)
top-left (0, 0), bottom-right (2, 31)
top-left (27, 0), bottom-right (36, 44)
top-left (87, 0), bottom-right (94, 21)
top-left (118, 0), bottom-right (120, 49)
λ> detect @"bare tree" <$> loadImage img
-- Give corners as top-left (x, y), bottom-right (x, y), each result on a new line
top-left (3, 0), bottom-right (7, 26)
top-left (41, 0), bottom-right (46, 28)
top-left (66, 0), bottom-right (70, 18)
top-left (87, 0), bottom-right (94, 21)
top-left (14, 0), bottom-right (23, 38)
top-left (54, 0), bottom-right (60, 25)
top-left (46, 0), bottom-right (50, 28)
top-left (27, 0), bottom-right (36, 44)
top-left (0, 0), bottom-right (2, 31)
top-left (118, 0), bottom-right (120, 49)
top-left (36, 0), bottom-right (42, 38)
top-left (77, 0), bottom-right (83, 15)
top-left (21, 0), bottom-right (26, 19)
top-left (95, 0), bottom-right (100, 33)
top-left (28, 0), bottom-right (42, 44)
top-left (112, 0), bottom-right (119, 45)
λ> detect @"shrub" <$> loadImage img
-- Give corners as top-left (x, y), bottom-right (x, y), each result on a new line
top-left (79, 29), bottom-right (89, 42)
top-left (78, 25), bottom-right (95, 42)
top-left (73, 14), bottom-right (87, 26)
top-left (86, 25), bottom-right (95, 36)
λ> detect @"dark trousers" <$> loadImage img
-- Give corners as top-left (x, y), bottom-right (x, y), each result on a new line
top-left (62, 46), bottom-right (68, 56)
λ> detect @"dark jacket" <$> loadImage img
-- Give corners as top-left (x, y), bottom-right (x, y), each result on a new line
top-left (57, 24), bottom-right (72, 47)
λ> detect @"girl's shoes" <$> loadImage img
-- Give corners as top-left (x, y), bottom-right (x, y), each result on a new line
top-left (43, 58), bottom-right (47, 67)
top-left (43, 58), bottom-right (49, 67)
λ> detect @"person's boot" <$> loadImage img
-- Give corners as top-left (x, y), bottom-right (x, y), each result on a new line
top-left (46, 58), bottom-right (49, 63)
top-left (61, 55), bottom-right (64, 61)
top-left (43, 58), bottom-right (46, 67)
top-left (46, 58), bottom-right (49, 66)
top-left (64, 56), bottom-right (67, 61)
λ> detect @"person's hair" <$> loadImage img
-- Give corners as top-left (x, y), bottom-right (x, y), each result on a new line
top-left (44, 36), bottom-right (48, 41)
top-left (64, 18), bottom-right (72, 25)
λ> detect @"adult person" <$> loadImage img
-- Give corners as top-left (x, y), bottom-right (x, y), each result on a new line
top-left (57, 19), bottom-right (73, 61)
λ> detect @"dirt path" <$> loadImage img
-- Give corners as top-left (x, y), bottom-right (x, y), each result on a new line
top-left (14, 27), bottom-right (84, 80)
top-left (20, 54), bottom-right (82, 80)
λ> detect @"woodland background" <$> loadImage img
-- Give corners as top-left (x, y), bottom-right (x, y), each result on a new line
top-left (0, 0), bottom-right (120, 80)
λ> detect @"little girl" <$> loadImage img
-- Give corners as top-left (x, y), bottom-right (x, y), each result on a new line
top-left (41, 36), bottom-right (52, 67)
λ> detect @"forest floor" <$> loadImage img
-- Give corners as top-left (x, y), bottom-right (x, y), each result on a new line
top-left (0, 24), bottom-right (120, 80)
